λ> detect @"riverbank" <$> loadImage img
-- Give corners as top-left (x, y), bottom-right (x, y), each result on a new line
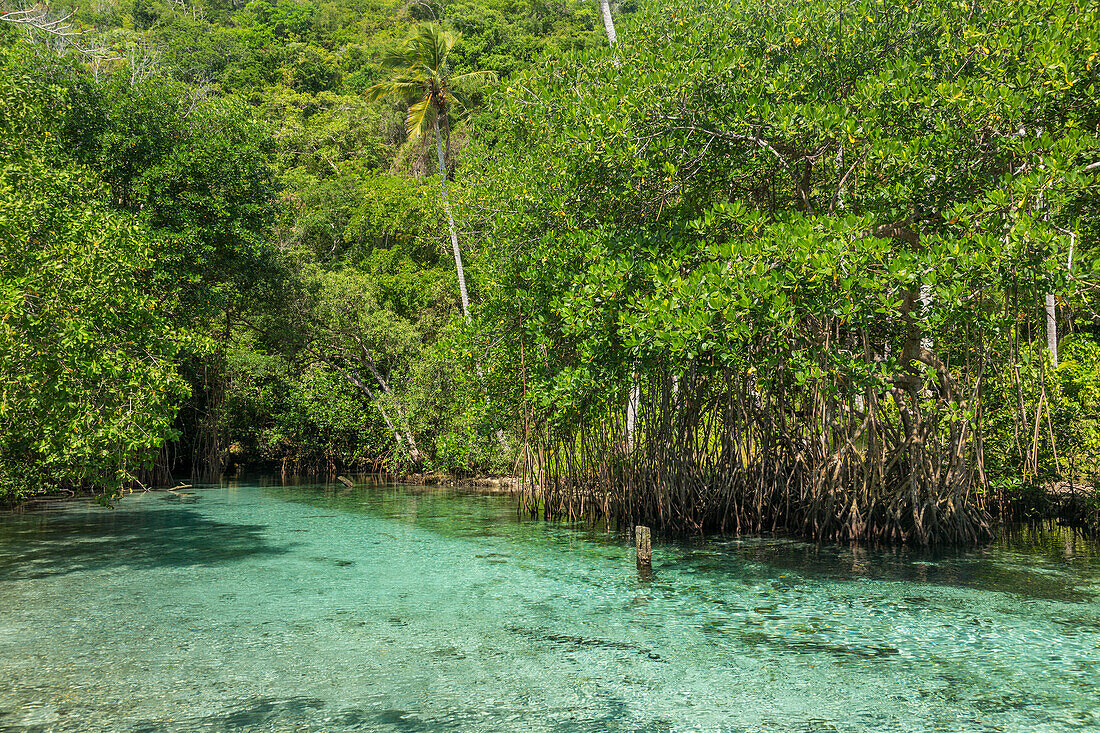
top-left (1000, 481), bottom-right (1100, 534)
top-left (4, 473), bottom-right (1096, 541)
top-left (2, 472), bottom-right (523, 511)
top-left (396, 472), bottom-right (520, 494)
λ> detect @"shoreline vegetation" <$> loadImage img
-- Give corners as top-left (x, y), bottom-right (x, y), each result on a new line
top-left (2, 0), bottom-right (1099, 545)
top-left (5, 473), bottom-right (1097, 543)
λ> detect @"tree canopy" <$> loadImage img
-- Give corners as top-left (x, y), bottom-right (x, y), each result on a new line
top-left (2, 0), bottom-right (1098, 540)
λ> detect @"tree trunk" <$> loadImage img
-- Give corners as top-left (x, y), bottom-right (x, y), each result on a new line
top-left (361, 358), bottom-right (425, 465)
top-left (920, 283), bottom-right (933, 353)
top-left (434, 116), bottom-right (471, 322)
top-left (325, 357), bottom-right (424, 467)
top-left (599, 0), bottom-right (617, 45)
top-left (433, 115), bottom-right (510, 453)
top-left (1036, 171), bottom-right (1059, 368)
top-left (1045, 293), bottom-right (1058, 367)
top-left (1048, 230), bottom-right (1077, 370)
top-left (625, 363), bottom-right (640, 451)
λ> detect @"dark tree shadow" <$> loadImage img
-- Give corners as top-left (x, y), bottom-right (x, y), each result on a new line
top-left (669, 535), bottom-right (1098, 603)
top-left (0, 505), bottom-right (291, 581)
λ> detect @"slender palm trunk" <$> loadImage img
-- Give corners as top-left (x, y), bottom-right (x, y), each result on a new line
top-left (434, 116), bottom-right (471, 322)
top-left (605, 0), bottom-right (632, 449)
top-left (433, 114), bottom-right (509, 452)
top-left (599, 0), bottom-right (617, 45)
top-left (608, 0), bottom-right (633, 451)
top-left (1050, 233), bottom-right (1077, 368)
top-left (1036, 178), bottom-right (1059, 368)
top-left (920, 284), bottom-right (933, 352)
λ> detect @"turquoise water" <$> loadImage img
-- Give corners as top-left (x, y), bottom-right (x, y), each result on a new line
top-left (1, 480), bottom-right (1099, 732)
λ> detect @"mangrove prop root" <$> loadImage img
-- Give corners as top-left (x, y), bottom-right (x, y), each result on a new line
top-left (519, 365), bottom-right (991, 546)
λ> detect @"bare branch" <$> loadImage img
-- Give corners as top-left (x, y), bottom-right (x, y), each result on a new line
top-left (2, 2), bottom-right (120, 61)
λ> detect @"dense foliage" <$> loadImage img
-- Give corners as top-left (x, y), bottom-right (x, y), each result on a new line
top-left (464, 0), bottom-right (1100, 541)
top-left (0, 0), bottom-right (609, 498)
top-left (2, 0), bottom-right (1098, 543)
top-left (0, 47), bottom-right (186, 497)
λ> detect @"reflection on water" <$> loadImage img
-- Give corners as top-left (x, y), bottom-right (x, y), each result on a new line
top-left (1, 477), bottom-right (1098, 732)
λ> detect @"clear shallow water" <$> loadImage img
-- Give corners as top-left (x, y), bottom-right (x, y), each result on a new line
top-left (1, 479), bottom-right (1098, 733)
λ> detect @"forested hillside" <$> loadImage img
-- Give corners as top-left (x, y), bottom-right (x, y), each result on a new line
top-left (1, 0), bottom-right (614, 496)
top-left (2, 0), bottom-right (1099, 543)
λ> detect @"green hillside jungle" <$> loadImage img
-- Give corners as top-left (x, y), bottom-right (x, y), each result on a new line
top-left (2, 0), bottom-right (1099, 545)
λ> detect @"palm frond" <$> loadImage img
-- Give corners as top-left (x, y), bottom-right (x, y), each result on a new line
top-left (365, 79), bottom-right (427, 103)
top-left (369, 21), bottom-right (492, 146)
top-left (404, 96), bottom-right (434, 141)
top-left (447, 87), bottom-right (471, 114)
top-left (413, 23), bottom-right (457, 73)
top-left (450, 70), bottom-right (498, 88)
top-left (379, 45), bottom-right (417, 70)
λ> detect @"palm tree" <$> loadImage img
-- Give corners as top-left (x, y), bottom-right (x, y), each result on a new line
top-left (368, 28), bottom-right (510, 453)
top-left (599, 0), bottom-right (617, 45)
top-left (367, 24), bottom-right (496, 323)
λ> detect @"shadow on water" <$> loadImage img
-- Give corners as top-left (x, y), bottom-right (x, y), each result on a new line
top-left (254, 475), bottom-right (1100, 603)
top-left (176, 697), bottom-right (646, 733)
top-left (506, 624), bottom-right (665, 661)
top-left (127, 698), bottom-right (341, 733)
top-left (663, 524), bottom-right (1100, 603)
top-left (113, 475), bottom-right (1099, 607)
top-left (0, 505), bottom-right (289, 581)
top-left (127, 697), bottom-right (475, 733)
top-left (255, 478), bottom-right (521, 527)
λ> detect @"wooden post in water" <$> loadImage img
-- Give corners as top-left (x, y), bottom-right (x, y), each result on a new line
top-left (635, 525), bottom-right (651, 571)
